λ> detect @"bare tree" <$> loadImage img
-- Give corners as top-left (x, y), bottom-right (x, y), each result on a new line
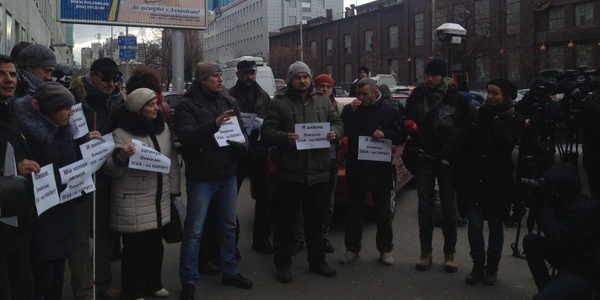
top-left (269, 45), bottom-right (299, 79)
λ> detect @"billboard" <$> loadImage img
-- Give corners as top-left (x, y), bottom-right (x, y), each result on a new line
top-left (59, 0), bottom-right (207, 29)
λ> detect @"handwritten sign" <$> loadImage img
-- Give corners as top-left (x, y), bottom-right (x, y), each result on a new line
top-left (213, 116), bottom-right (246, 147)
top-left (79, 134), bottom-right (115, 173)
top-left (60, 175), bottom-right (95, 203)
top-left (357, 136), bottom-right (392, 162)
top-left (240, 112), bottom-right (258, 135)
top-left (32, 164), bottom-right (60, 216)
top-left (129, 139), bottom-right (171, 174)
top-left (295, 122), bottom-right (330, 150)
top-left (70, 103), bottom-right (89, 139)
top-left (58, 157), bottom-right (95, 203)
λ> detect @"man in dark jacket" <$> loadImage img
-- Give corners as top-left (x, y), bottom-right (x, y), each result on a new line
top-left (0, 54), bottom-right (40, 300)
top-left (348, 66), bottom-right (369, 97)
top-left (176, 61), bottom-right (253, 300)
top-left (404, 58), bottom-right (475, 273)
top-left (228, 60), bottom-right (273, 254)
top-left (523, 163), bottom-right (600, 300)
top-left (262, 61), bottom-right (344, 284)
top-left (339, 78), bottom-right (402, 267)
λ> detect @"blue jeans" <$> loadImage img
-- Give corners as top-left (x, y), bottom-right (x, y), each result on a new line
top-left (179, 176), bottom-right (239, 285)
top-left (416, 159), bottom-right (457, 254)
top-left (465, 204), bottom-right (504, 256)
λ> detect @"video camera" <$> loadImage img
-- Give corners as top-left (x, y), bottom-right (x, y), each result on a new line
top-left (540, 67), bottom-right (600, 96)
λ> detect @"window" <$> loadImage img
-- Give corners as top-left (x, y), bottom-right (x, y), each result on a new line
top-left (475, 0), bottom-right (490, 37)
top-left (415, 58), bottom-right (425, 83)
top-left (548, 6), bottom-right (564, 30)
top-left (575, 43), bottom-right (593, 68)
top-left (344, 34), bottom-right (351, 54)
top-left (326, 38), bottom-right (333, 56)
top-left (475, 57), bottom-right (490, 82)
top-left (388, 25), bottom-right (398, 49)
top-left (326, 64), bottom-right (333, 77)
top-left (5, 13), bottom-right (13, 52)
top-left (507, 50), bottom-right (521, 81)
top-left (575, 2), bottom-right (593, 27)
top-left (310, 40), bottom-right (316, 57)
top-left (289, 16), bottom-right (297, 25)
top-left (414, 13), bottom-right (424, 46)
top-left (506, 0), bottom-right (520, 35)
top-left (344, 63), bottom-right (353, 82)
top-left (364, 30), bottom-right (373, 51)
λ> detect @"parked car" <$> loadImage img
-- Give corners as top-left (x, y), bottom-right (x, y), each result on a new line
top-left (335, 85), bottom-right (348, 97)
top-left (163, 91), bottom-right (186, 147)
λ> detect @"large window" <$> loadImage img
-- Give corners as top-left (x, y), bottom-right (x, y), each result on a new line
top-left (344, 63), bottom-right (353, 82)
top-left (575, 2), bottom-right (593, 27)
top-left (548, 6), bottom-right (564, 30)
top-left (575, 43), bottom-right (593, 68)
top-left (365, 30), bottom-right (373, 51)
top-left (344, 34), bottom-right (351, 54)
top-left (506, 0), bottom-right (520, 35)
top-left (388, 25), bottom-right (398, 49)
top-left (326, 38), bottom-right (333, 56)
top-left (475, 0), bottom-right (490, 37)
top-left (310, 40), bottom-right (316, 57)
top-left (414, 13), bottom-right (424, 46)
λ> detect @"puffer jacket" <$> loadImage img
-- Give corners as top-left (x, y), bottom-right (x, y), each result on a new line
top-left (262, 85), bottom-right (344, 185)
top-left (104, 105), bottom-right (181, 233)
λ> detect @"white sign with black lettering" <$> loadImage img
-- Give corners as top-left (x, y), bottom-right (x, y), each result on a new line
top-left (32, 164), bottom-right (60, 216)
top-left (129, 139), bottom-right (171, 174)
top-left (70, 103), bottom-right (89, 139)
top-left (255, 117), bottom-right (263, 141)
top-left (213, 116), bottom-right (246, 147)
top-left (357, 136), bottom-right (392, 162)
top-left (79, 134), bottom-right (115, 173)
top-left (58, 157), bottom-right (95, 203)
top-left (295, 122), bottom-right (330, 150)
top-left (240, 112), bottom-right (258, 135)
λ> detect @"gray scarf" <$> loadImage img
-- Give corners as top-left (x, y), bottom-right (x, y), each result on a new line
top-left (423, 77), bottom-right (451, 113)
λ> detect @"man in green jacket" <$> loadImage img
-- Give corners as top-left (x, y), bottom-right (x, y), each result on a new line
top-left (262, 61), bottom-right (344, 284)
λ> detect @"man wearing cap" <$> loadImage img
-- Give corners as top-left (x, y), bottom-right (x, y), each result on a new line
top-left (403, 58), bottom-right (474, 273)
top-left (227, 60), bottom-right (273, 254)
top-left (349, 66), bottom-right (369, 97)
top-left (262, 61), bottom-right (344, 283)
top-left (15, 44), bottom-right (56, 98)
top-left (69, 57), bottom-right (125, 300)
top-left (175, 61), bottom-right (252, 300)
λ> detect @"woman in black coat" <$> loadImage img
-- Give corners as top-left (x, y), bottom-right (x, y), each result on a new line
top-left (457, 79), bottom-right (524, 287)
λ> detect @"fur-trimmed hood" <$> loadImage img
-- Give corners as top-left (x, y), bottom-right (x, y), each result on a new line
top-left (13, 95), bottom-right (76, 145)
top-left (111, 103), bottom-right (165, 136)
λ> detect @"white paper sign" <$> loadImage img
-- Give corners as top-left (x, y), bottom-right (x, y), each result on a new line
top-left (1, 142), bottom-right (19, 226)
top-left (357, 136), bottom-right (392, 162)
top-left (70, 103), bottom-right (89, 139)
top-left (255, 117), bottom-right (264, 141)
top-left (213, 116), bottom-right (246, 147)
top-left (32, 164), bottom-right (60, 216)
top-left (58, 157), bottom-right (95, 203)
top-left (129, 139), bottom-right (171, 174)
top-left (295, 122), bottom-right (330, 150)
top-left (240, 112), bottom-right (258, 135)
top-left (79, 134), bottom-right (115, 173)
top-left (60, 175), bottom-right (95, 203)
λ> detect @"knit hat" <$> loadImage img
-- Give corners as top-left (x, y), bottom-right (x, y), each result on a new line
top-left (315, 74), bottom-right (334, 87)
top-left (488, 78), bottom-right (517, 101)
top-left (90, 58), bottom-right (122, 76)
top-left (358, 66), bottom-right (369, 74)
top-left (288, 61), bottom-right (311, 81)
top-left (194, 61), bottom-right (222, 81)
top-left (425, 58), bottom-right (447, 77)
top-left (125, 88), bottom-right (157, 113)
top-left (18, 44), bottom-right (56, 68)
top-left (35, 82), bottom-right (75, 114)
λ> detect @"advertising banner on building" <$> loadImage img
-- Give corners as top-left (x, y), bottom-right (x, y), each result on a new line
top-left (59, 0), bottom-right (207, 29)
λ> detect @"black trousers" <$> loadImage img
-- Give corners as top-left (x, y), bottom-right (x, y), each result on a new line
top-left (121, 229), bottom-right (164, 300)
top-left (31, 257), bottom-right (66, 300)
top-left (0, 247), bottom-right (34, 300)
top-left (344, 190), bottom-right (393, 253)
top-left (236, 153), bottom-right (271, 243)
top-left (273, 181), bottom-right (328, 268)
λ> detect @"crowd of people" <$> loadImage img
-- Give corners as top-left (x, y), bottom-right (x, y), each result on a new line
top-left (1, 42), bottom-right (599, 300)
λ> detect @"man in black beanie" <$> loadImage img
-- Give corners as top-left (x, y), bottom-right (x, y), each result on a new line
top-left (15, 44), bottom-right (56, 98)
top-left (403, 57), bottom-right (475, 273)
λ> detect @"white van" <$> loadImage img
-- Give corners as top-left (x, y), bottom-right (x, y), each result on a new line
top-left (370, 74), bottom-right (397, 88)
top-left (222, 56), bottom-right (277, 97)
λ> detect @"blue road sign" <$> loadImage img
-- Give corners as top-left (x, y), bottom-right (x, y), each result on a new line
top-left (119, 49), bottom-right (136, 59)
top-left (118, 36), bottom-right (137, 47)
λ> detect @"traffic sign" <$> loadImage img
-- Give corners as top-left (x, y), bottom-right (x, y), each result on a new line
top-left (118, 36), bottom-right (137, 47)
top-left (119, 49), bottom-right (136, 59)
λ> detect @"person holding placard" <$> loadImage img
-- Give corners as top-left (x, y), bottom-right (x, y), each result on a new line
top-left (339, 78), bottom-right (403, 267)
top-left (103, 88), bottom-right (181, 299)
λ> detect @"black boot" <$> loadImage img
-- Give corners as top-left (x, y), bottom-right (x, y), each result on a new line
top-left (484, 254), bottom-right (501, 286)
top-left (465, 253), bottom-right (485, 285)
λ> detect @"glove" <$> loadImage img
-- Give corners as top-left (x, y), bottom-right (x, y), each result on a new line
top-left (227, 140), bottom-right (246, 155)
top-left (476, 105), bottom-right (497, 125)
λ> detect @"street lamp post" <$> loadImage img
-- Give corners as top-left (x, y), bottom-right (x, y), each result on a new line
top-left (299, 0), bottom-right (303, 61)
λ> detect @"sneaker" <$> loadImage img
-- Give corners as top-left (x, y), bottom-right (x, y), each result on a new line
top-left (309, 262), bottom-right (337, 278)
top-left (415, 252), bottom-right (432, 271)
top-left (222, 273), bottom-right (253, 289)
top-left (323, 239), bottom-right (335, 253)
top-left (252, 240), bottom-right (274, 254)
top-left (153, 288), bottom-right (169, 298)
top-left (444, 253), bottom-right (459, 273)
top-left (179, 283), bottom-right (195, 300)
top-left (380, 252), bottom-right (394, 266)
top-left (276, 267), bottom-right (293, 283)
top-left (339, 251), bottom-right (359, 265)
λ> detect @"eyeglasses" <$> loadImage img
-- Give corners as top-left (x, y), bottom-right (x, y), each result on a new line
top-left (93, 72), bottom-right (118, 83)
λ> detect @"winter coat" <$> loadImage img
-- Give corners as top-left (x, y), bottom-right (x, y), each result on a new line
top-left (0, 99), bottom-right (35, 256)
top-left (457, 104), bottom-right (524, 219)
top-left (404, 84), bottom-right (475, 163)
top-left (13, 95), bottom-right (77, 262)
top-left (104, 105), bottom-right (181, 233)
top-left (227, 80), bottom-right (271, 155)
top-left (262, 86), bottom-right (344, 185)
top-left (70, 75), bottom-right (125, 135)
top-left (174, 83), bottom-right (247, 182)
top-left (341, 99), bottom-right (402, 192)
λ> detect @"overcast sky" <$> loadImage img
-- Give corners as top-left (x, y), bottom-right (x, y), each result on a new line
top-left (72, 0), bottom-right (373, 65)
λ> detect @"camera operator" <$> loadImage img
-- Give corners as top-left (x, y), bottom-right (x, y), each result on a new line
top-left (522, 162), bottom-right (600, 300)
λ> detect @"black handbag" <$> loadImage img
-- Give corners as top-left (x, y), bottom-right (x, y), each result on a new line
top-left (0, 175), bottom-right (29, 217)
top-left (163, 196), bottom-right (183, 243)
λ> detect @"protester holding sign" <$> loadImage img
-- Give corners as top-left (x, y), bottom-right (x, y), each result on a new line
top-left (338, 78), bottom-right (402, 267)
top-left (103, 88), bottom-right (181, 299)
top-left (13, 81), bottom-right (101, 300)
